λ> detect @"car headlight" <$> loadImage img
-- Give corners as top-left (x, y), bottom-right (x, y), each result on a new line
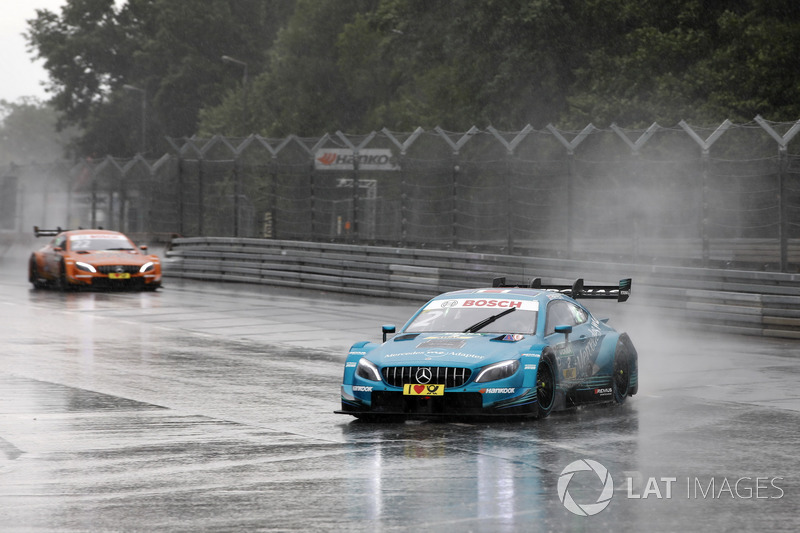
top-left (75, 261), bottom-right (97, 273)
top-left (355, 358), bottom-right (382, 382)
top-left (139, 261), bottom-right (155, 273)
top-left (474, 360), bottom-right (520, 383)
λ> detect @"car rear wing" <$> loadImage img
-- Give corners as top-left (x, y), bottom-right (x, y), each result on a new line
top-left (492, 277), bottom-right (632, 302)
top-left (33, 225), bottom-right (105, 237)
top-left (33, 226), bottom-right (69, 237)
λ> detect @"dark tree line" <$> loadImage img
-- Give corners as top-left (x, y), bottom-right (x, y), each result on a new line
top-left (24, 0), bottom-right (800, 158)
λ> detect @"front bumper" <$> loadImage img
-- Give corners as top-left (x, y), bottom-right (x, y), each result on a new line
top-left (337, 385), bottom-right (538, 418)
top-left (68, 272), bottom-right (162, 289)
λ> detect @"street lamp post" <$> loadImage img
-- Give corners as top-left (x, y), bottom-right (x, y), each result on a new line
top-left (221, 55), bottom-right (248, 134)
top-left (122, 84), bottom-right (147, 155)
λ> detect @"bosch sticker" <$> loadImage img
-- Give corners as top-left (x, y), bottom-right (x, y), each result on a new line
top-left (426, 299), bottom-right (538, 311)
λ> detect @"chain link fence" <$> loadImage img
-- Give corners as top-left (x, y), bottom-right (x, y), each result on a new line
top-left (3, 119), bottom-right (800, 271)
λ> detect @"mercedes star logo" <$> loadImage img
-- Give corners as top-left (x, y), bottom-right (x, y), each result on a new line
top-left (416, 367), bottom-right (432, 384)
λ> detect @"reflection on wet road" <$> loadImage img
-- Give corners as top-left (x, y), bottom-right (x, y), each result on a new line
top-left (0, 254), bottom-right (798, 531)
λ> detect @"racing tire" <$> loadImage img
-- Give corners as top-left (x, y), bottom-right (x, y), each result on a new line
top-left (535, 354), bottom-right (556, 418)
top-left (29, 258), bottom-right (46, 289)
top-left (55, 260), bottom-right (70, 292)
top-left (612, 340), bottom-right (631, 404)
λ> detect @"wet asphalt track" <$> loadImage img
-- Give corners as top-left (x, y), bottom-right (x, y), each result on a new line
top-left (0, 250), bottom-right (799, 532)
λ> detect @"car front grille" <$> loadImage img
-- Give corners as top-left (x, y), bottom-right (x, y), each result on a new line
top-left (382, 366), bottom-right (472, 388)
top-left (97, 265), bottom-right (140, 274)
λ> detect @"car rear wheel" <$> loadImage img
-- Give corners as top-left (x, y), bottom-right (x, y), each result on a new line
top-left (612, 343), bottom-right (630, 404)
top-left (536, 355), bottom-right (556, 418)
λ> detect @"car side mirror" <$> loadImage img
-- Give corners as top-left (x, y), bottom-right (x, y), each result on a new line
top-left (140, 245), bottom-right (148, 251)
top-left (555, 325), bottom-right (572, 343)
top-left (382, 325), bottom-right (396, 343)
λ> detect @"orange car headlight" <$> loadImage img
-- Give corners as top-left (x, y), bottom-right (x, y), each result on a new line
top-left (139, 261), bottom-right (156, 273)
top-left (75, 261), bottom-right (97, 273)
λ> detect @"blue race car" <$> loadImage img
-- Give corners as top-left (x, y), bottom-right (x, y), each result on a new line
top-left (336, 278), bottom-right (637, 420)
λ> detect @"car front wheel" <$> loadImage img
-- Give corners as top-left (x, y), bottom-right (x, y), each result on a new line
top-left (536, 354), bottom-right (556, 418)
top-left (56, 261), bottom-right (70, 291)
top-left (29, 257), bottom-right (46, 289)
top-left (612, 341), bottom-right (631, 404)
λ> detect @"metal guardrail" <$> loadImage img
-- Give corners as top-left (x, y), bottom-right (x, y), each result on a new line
top-left (164, 237), bottom-right (800, 339)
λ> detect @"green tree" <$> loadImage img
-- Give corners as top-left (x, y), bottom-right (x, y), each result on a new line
top-left (563, 0), bottom-right (800, 126)
top-left (0, 98), bottom-right (78, 165)
top-left (31, 0), bottom-right (800, 150)
top-left (201, 0), bottom-right (375, 137)
top-left (26, 0), bottom-right (293, 156)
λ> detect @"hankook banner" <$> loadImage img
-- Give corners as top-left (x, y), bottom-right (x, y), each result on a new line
top-left (315, 148), bottom-right (399, 171)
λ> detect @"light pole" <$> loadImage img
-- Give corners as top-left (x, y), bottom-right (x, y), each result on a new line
top-left (123, 84), bottom-right (147, 155)
top-left (221, 55), bottom-right (248, 134)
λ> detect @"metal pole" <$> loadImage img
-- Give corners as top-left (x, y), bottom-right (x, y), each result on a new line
top-left (233, 158), bottom-right (240, 237)
top-left (779, 148), bottom-right (788, 271)
top-left (701, 150), bottom-right (709, 267)
top-left (567, 152), bottom-right (574, 259)
top-left (352, 154), bottom-right (359, 242)
top-left (198, 156), bottom-right (204, 236)
top-left (452, 162), bottom-right (459, 248)
top-left (400, 156), bottom-right (407, 247)
top-left (505, 155), bottom-right (513, 253)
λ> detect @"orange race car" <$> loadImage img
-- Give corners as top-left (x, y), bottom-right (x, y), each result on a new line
top-left (28, 227), bottom-right (162, 291)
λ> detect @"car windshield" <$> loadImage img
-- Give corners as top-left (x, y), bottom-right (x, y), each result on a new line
top-left (68, 235), bottom-right (136, 252)
top-left (405, 297), bottom-right (538, 335)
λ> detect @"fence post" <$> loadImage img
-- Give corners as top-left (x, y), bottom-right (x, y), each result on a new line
top-left (566, 153), bottom-right (574, 258)
top-left (505, 155), bottom-right (513, 253)
top-left (400, 154), bottom-right (408, 247)
top-left (779, 148), bottom-right (788, 271)
top-left (679, 120), bottom-right (732, 267)
top-left (118, 171), bottom-right (126, 232)
top-left (754, 115), bottom-right (800, 272)
top-left (451, 161), bottom-right (459, 248)
top-left (65, 165), bottom-right (74, 230)
top-left (546, 124), bottom-right (594, 260)
top-left (269, 158), bottom-right (277, 239)
top-left (233, 156), bottom-right (240, 238)
top-left (310, 158), bottom-right (317, 240)
top-left (701, 149), bottom-right (709, 266)
top-left (198, 155), bottom-right (204, 236)
top-left (351, 153), bottom-right (359, 242)
top-left (146, 162), bottom-right (154, 235)
top-left (90, 165), bottom-right (98, 228)
top-left (177, 155), bottom-right (185, 236)
top-left (611, 123), bottom-right (659, 263)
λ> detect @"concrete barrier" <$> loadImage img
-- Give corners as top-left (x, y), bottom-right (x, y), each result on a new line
top-left (164, 237), bottom-right (800, 339)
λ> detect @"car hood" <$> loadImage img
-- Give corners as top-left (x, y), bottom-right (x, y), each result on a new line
top-left (69, 251), bottom-right (154, 264)
top-left (367, 332), bottom-right (536, 367)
